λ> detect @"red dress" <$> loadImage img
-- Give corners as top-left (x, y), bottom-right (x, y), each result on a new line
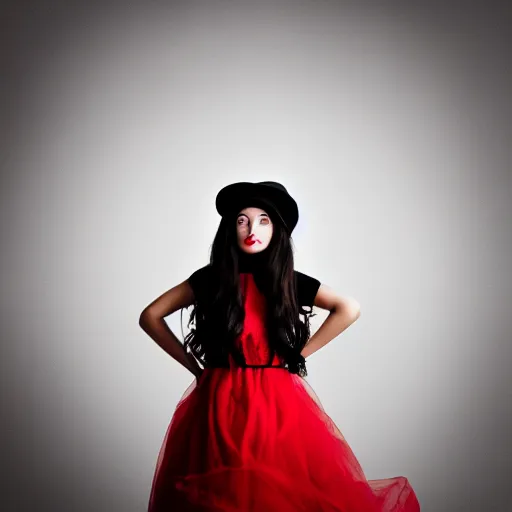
top-left (148, 273), bottom-right (421, 511)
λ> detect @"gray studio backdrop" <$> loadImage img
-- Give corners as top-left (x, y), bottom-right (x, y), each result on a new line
top-left (2, 1), bottom-right (511, 511)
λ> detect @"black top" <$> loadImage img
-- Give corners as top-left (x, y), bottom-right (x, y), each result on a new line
top-left (187, 264), bottom-right (321, 308)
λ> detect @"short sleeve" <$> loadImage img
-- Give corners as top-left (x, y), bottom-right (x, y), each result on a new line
top-left (187, 265), bottom-right (213, 301)
top-left (295, 270), bottom-right (321, 307)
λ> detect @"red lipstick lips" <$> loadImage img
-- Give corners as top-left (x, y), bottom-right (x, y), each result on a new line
top-left (244, 236), bottom-right (258, 246)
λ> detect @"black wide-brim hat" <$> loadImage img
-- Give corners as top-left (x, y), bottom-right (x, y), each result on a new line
top-left (215, 181), bottom-right (299, 235)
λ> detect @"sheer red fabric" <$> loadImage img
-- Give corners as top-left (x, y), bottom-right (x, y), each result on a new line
top-left (148, 273), bottom-right (420, 511)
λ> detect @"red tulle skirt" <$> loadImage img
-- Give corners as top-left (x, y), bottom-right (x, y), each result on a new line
top-left (148, 366), bottom-right (420, 511)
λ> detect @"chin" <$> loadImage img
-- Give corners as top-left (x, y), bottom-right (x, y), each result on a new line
top-left (240, 245), bottom-right (267, 254)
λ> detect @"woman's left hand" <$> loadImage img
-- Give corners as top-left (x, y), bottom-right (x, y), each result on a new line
top-left (195, 368), bottom-right (205, 386)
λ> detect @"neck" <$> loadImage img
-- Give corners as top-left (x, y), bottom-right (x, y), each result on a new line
top-left (237, 248), bottom-right (268, 274)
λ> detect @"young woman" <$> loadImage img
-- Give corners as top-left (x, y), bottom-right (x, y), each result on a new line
top-left (140, 181), bottom-right (421, 511)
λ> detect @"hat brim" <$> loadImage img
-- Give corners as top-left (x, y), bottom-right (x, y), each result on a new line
top-left (215, 182), bottom-right (298, 232)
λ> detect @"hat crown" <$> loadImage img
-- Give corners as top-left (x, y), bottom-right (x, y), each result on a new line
top-left (255, 181), bottom-right (288, 193)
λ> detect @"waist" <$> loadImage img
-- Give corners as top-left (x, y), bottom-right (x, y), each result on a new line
top-left (205, 363), bottom-right (286, 369)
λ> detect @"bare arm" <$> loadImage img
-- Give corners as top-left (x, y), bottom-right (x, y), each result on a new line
top-left (300, 283), bottom-right (361, 359)
top-left (138, 280), bottom-right (203, 379)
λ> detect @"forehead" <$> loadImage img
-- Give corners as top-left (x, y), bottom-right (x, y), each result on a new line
top-left (237, 206), bottom-right (269, 217)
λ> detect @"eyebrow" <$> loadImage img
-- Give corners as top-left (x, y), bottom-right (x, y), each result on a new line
top-left (237, 213), bottom-right (269, 218)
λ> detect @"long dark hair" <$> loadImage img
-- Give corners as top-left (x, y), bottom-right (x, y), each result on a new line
top-left (181, 209), bottom-right (315, 377)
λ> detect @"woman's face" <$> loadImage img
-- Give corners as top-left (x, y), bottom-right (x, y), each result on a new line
top-left (236, 207), bottom-right (274, 254)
